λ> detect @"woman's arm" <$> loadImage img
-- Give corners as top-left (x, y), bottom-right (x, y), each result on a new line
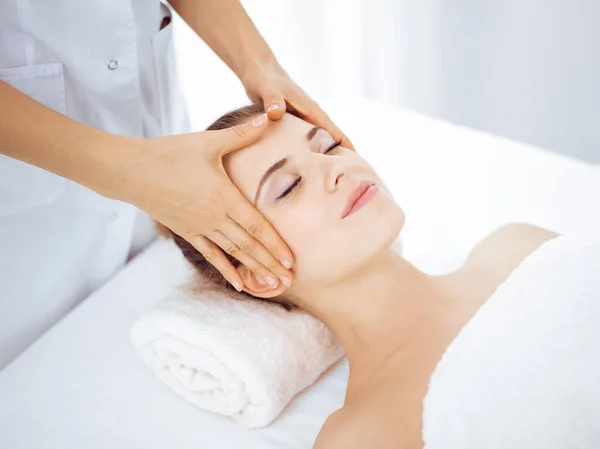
top-left (0, 79), bottom-right (293, 289)
top-left (168, 0), bottom-right (276, 82)
top-left (168, 0), bottom-right (354, 150)
top-left (0, 80), bottom-right (136, 200)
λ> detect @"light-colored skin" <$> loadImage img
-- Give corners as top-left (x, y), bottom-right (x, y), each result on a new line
top-left (223, 112), bottom-right (559, 449)
top-left (0, 0), bottom-right (353, 292)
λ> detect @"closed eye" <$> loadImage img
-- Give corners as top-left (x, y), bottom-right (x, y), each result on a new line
top-left (277, 176), bottom-right (302, 200)
top-left (325, 140), bottom-right (342, 154)
top-left (276, 140), bottom-right (342, 200)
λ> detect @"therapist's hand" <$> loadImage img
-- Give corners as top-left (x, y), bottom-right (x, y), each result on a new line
top-left (125, 114), bottom-right (294, 292)
top-left (241, 62), bottom-right (355, 150)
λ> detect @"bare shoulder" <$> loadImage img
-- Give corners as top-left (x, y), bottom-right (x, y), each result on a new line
top-left (312, 410), bottom-right (352, 449)
top-left (490, 222), bottom-right (559, 241)
top-left (469, 223), bottom-right (559, 261)
top-left (463, 222), bottom-right (560, 286)
top-left (313, 405), bottom-right (416, 449)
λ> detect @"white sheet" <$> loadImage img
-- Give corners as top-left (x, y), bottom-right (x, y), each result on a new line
top-left (1, 96), bottom-right (598, 449)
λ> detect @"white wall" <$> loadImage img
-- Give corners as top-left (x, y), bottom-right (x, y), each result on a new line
top-left (440, 0), bottom-right (600, 163)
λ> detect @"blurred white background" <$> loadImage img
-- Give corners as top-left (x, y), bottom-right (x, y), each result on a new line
top-left (173, 0), bottom-right (600, 163)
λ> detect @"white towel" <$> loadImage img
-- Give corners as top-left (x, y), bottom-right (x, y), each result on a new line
top-left (130, 282), bottom-right (345, 429)
top-left (422, 235), bottom-right (600, 448)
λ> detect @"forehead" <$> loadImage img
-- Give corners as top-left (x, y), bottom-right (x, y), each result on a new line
top-left (223, 113), bottom-right (314, 199)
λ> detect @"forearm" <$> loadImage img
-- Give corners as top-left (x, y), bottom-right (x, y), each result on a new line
top-left (0, 80), bottom-right (140, 201)
top-left (169, 0), bottom-right (278, 81)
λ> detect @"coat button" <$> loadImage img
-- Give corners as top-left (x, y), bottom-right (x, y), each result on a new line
top-left (107, 60), bottom-right (119, 70)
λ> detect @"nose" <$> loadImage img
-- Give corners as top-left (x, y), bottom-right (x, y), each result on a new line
top-left (325, 156), bottom-right (348, 192)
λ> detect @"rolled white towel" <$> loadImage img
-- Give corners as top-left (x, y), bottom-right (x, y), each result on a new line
top-left (422, 235), bottom-right (600, 448)
top-left (130, 284), bottom-right (345, 429)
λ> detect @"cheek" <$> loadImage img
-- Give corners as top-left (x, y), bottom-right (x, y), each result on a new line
top-left (269, 205), bottom-right (333, 279)
top-left (281, 194), bottom-right (405, 284)
top-left (273, 211), bottom-right (363, 286)
top-left (275, 208), bottom-right (322, 260)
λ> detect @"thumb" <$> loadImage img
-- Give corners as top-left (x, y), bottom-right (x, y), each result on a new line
top-left (264, 95), bottom-right (286, 121)
top-left (218, 113), bottom-right (269, 155)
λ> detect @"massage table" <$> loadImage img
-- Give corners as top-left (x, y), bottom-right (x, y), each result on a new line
top-left (1, 97), bottom-right (598, 448)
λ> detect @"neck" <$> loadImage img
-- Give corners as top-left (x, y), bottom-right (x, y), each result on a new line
top-left (298, 250), bottom-right (459, 401)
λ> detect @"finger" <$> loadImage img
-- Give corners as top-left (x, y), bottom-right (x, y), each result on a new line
top-left (263, 94), bottom-right (286, 121)
top-left (188, 234), bottom-right (244, 292)
top-left (304, 104), bottom-right (355, 151)
top-left (219, 218), bottom-right (293, 287)
top-left (288, 92), bottom-right (355, 151)
top-left (227, 196), bottom-right (295, 271)
top-left (213, 113), bottom-right (269, 155)
top-left (210, 230), bottom-right (283, 289)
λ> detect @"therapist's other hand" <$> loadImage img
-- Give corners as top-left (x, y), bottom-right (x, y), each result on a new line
top-left (242, 62), bottom-right (355, 151)
top-left (127, 114), bottom-right (294, 292)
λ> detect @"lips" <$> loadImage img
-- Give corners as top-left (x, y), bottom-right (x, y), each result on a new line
top-left (341, 180), bottom-right (375, 218)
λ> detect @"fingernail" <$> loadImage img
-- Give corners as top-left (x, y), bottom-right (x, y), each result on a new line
top-left (232, 281), bottom-right (243, 292)
top-left (265, 276), bottom-right (278, 288)
top-left (257, 277), bottom-right (267, 286)
top-left (280, 276), bottom-right (292, 287)
top-left (252, 113), bottom-right (267, 127)
top-left (281, 259), bottom-right (292, 269)
top-left (267, 104), bottom-right (281, 113)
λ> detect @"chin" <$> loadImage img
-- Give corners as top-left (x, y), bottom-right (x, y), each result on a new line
top-left (367, 202), bottom-right (405, 252)
top-left (353, 188), bottom-right (405, 238)
top-left (292, 198), bottom-right (405, 288)
top-left (336, 202), bottom-right (405, 276)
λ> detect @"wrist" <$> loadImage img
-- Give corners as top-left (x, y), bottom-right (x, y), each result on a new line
top-left (90, 133), bottom-right (146, 203)
top-left (239, 56), bottom-right (282, 90)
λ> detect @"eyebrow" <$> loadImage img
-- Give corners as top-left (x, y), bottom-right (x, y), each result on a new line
top-left (254, 158), bottom-right (288, 205)
top-left (253, 127), bottom-right (324, 205)
top-left (306, 126), bottom-right (324, 141)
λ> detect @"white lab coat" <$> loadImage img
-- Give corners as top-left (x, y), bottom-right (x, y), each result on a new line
top-left (0, 0), bottom-right (190, 369)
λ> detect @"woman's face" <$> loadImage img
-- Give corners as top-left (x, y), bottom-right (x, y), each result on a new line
top-left (223, 113), bottom-right (405, 297)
